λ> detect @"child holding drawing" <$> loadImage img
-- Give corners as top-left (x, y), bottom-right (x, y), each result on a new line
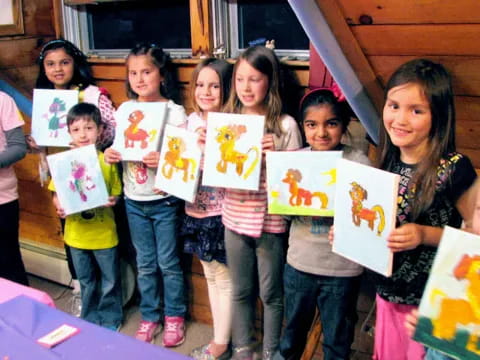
top-left (181, 58), bottom-right (234, 359)
top-left (49, 103), bottom-right (123, 331)
top-left (276, 88), bottom-right (370, 360)
top-left (104, 43), bottom-right (187, 347)
top-left (361, 59), bottom-right (477, 359)
top-left (222, 46), bottom-right (302, 360)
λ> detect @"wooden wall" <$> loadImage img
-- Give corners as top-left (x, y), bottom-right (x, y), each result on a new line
top-left (335, 0), bottom-right (480, 169)
top-left (0, 0), bottom-right (61, 249)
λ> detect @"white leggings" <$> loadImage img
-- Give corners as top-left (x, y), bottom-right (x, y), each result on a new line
top-left (201, 259), bottom-right (233, 345)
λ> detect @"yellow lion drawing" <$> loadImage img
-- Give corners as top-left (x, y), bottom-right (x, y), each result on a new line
top-left (161, 136), bottom-right (197, 182)
top-left (215, 124), bottom-right (260, 180)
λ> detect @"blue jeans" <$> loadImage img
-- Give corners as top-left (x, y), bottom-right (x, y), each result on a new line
top-left (225, 229), bottom-right (285, 352)
top-left (425, 348), bottom-right (454, 360)
top-left (70, 246), bottom-right (123, 328)
top-left (125, 197), bottom-right (186, 321)
top-left (279, 264), bottom-right (360, 360)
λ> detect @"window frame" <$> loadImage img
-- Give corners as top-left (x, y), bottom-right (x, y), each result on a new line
top-left (62, 0), bottom-right (309, 60)
top-left (62, 3), bottom-right (193, 58)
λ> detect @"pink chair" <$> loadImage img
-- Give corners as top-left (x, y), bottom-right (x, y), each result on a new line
top-left (0, 277), bottom-right (55, 307)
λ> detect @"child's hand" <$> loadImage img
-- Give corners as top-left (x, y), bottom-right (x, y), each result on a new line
top-left (25, 135), bottom-right (44, 154)
top-left (52, 194), bottom-right (66, 218)
top-left (153, 188), bottom-right (168, 196)
top-left (473, 187), bottom-right (480, 234)
top-left (262, 134), bottom-right (275, 153)
top-left (104, 147), bottom-right (122, 164)
top-left (387, 223), bottom-right (423, 252)
top-left (143, 151), bottom-right (160, 168)
top-left (328, 225), bottom-right (335, 246)
top-left (195, 127), bottom-right (206, 150)
top-left (105, 196), bottom-right (118, 207)
top-left (405, 309), bottom-right (419, 338)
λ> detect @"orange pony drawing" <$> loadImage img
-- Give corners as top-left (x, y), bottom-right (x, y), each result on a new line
top-left (349, 181), bottom-right (385, 236)
top-left (124, 110), bottom-right (157, 149)
top-left (282, 169), bottom-right (328, 208)
top-left (161, 136), bottom-right (197, 182)
top-left (429, 254), bottom-right (480, 355)
top-left (215, 124), bottom-right (260, 180)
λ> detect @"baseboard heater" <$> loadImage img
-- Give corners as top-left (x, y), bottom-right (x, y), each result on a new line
top-left (19, 239), bottom-right (72, 287)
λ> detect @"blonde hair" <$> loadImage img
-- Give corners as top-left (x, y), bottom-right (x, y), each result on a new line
top-left (224, 46), bottom-right (284, 137)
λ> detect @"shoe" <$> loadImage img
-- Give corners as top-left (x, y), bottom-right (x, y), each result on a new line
top-left (71, 279), bottom-right (81, 295)
top-left (262, 349), bottom-right (274, 360)
top-left (68, 294), bottom-right (82, 317)
top-left (232, 346), bottom-right (254, 360)
top-left (190, 343), bottom-right (232, 360)
top-left (162, 316), bottom-right (185, 347)
top-left (135, 320), bottom-right (161, 343)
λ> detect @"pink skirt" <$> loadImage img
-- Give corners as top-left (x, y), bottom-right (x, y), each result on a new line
top-left (373, 294), bottom-right (425, 360)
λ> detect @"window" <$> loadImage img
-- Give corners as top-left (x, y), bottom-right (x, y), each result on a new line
top-left (225, 0), bottom-right (309, 58)
top-left (63, 0), bottom-right (309, 59)
top-left (63, 0), bottom-right (191, 58)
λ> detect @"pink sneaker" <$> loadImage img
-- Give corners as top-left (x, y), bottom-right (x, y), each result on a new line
top-left (162, 316), bottom-right (185, 347)
top-left (135, 320), bottom-right (161, 343)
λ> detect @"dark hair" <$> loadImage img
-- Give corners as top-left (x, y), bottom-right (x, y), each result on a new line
top-left (67, 103), bottom-right (102, 129)
top-left (36, 39), bottom-right (95, 90)
top-left (125, 43), bottom-right (180, 104)
top-left (225, 46), bottom-right (283, 136)
top-left (378, 58), bottom-right (456, 220)
top-left (189, 58), bottom-right (233, 114)
top-left (299, 88), bottom-right (352, 133)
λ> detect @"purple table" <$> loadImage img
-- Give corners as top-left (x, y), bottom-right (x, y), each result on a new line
top-left (0, 295), bottom-right (191, 360)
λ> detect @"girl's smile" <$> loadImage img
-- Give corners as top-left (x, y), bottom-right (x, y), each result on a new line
top-left (195, 67), bottom-right (221, 114)
top-left (127, 55), bottom-right (165, 102)
top-left (235, 60), bottom-right (268, 114)
top-left (43, 48), bottom-right (74, 89)
top-left (383, 82), bottom-right (432, 164)
top-left (303, 105), bottom-right (343, 151)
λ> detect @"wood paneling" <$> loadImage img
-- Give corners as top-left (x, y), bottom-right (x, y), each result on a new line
top-left (352, 25), bottom-right (480, 56)
top-left (338, 0), bottom-right (480, 25)
top-left (23, 0), bottom-right (55, 36)
top-left (189, 0), bottom-right (212, 57)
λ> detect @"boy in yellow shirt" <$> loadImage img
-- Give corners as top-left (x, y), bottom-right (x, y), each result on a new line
top-left (49, 103), bottom-right (123, 330)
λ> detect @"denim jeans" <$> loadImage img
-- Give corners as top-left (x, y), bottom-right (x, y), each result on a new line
top-left (70, 246), bottom-right (123, 328)
top-left (225, 229), bottom-right (285, 352)
top-left (0, 200), bottom-right (28, 285)
top-left (279, 264), bottom-right (360, 360)
top-left (125, 197), bottom-right (186, 321)
top-left (425, 348), bottom-right (454, 360)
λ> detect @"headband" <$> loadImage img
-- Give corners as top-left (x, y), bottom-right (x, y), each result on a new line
top-left (38, 39), bottom-right (86, 61)
top-left (299, 82), bottom-right (346, 111)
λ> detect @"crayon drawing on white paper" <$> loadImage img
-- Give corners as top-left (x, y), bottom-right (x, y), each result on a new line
top-left (47, 144), bottom-right (108, 215)
top-left (155, 124), bottom-right (202, 203)
top-left (333, 158), bottom-right (399, 277)
top-left (202, 112), bottom-right (264, 191)
top-left (31, 89), bottom-right (78, 147)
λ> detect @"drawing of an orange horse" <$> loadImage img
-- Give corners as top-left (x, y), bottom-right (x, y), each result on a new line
top-left (282, 169), bottom-right (328, 208)
top-left (161, 136), bottom-right (197, 182)
top-left (124, 110), bottom-right (157, 149)
top-left (430, 254), bottom-right (480, 355)
top-left (215, 124), bottom-right (259, 180)
top-left (349, 182), bottom-right (385, 236)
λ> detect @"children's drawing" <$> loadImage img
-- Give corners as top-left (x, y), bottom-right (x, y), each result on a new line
top-left (162, 135), bottom-right (197, 182)
top-left (203, 112), bottom-right (264, 191)
top-left (31, 89), bottom-right (79, 147)
top-left (69, 160), bottom-right (96, 202)
top-left (415, 226), bottom-right (480, 359)
top-left (155, 124), bottom-right (202, 203)
top-left (333, 158), bottom-right (398, 277)
top-left (215, 124), bottom-right (260, 180)
top-left (124, 110), bottom-right (157, 149)
top-left (266, 151), bottom-right (342, 216)
top-left (349, 181), bottom-right (385, 236)
top-left (47, 144), bottom-right (108, 215)
top-left (112, 101), bottom-right (167, 161)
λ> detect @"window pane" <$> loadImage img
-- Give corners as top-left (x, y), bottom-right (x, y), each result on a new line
top-left (86, 0), bottom-right (191, 50)
top-left (237, 0), bottom-right (308, 50)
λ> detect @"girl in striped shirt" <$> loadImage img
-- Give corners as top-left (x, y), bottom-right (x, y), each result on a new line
top-left (222, 46), bottom-right (302, 360)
